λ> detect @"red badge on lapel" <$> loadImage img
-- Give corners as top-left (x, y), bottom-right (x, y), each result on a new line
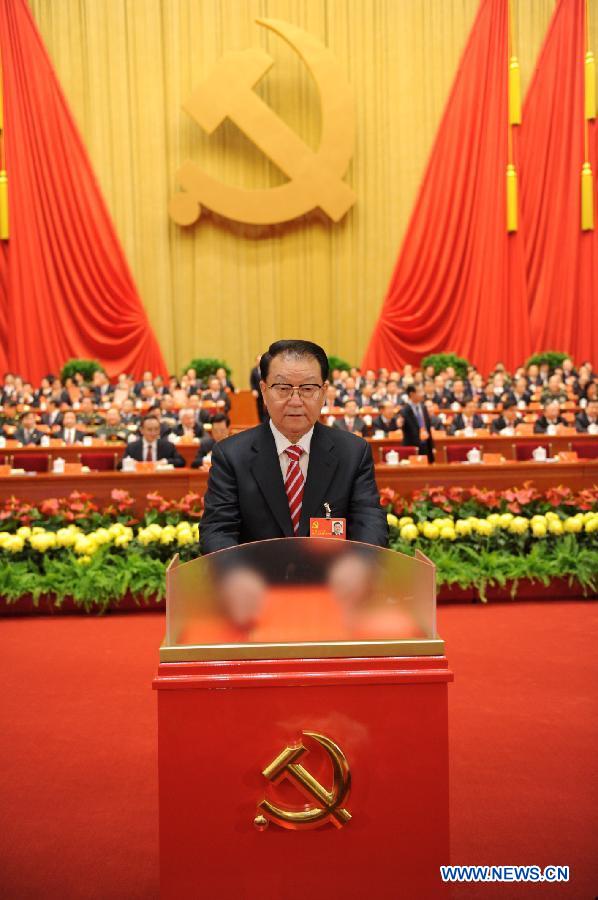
top-left (309, 518), bottom-right (346, 540)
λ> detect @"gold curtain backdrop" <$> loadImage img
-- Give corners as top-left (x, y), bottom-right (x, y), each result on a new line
top-left (29, 0), bottom-right (556, 381)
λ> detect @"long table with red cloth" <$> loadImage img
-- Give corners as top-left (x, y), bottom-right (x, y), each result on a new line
top-left (1, 432), bottom-right (597, 468)
top-left (0, 460), bottom-right (595, 514)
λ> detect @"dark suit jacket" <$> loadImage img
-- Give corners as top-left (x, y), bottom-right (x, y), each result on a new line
top-left (575, 411), bottom-right (597, 433)
top-left (190, 435), bottom-right (216, 468)
top-left (371, 414), bottom-right (399, 435)
top-left (533, 415), bottom-right (567, 434)
top-left (56, 428), bottom-right (87, 443)
top-left (171, 422), bottom-right (204, 439)
top-left (448, 413), bottom-right (485, 435)
top-left (333, 416), bottom-right (367, 435)
top-left (400, 404), bottom-right (435, 461)
top-left (490, 415), bottom-right (524, 434)
top-left (200, 422), bottom-right (388, 553)
top-left (119, 438), bottom-right (185, 468)
top-left (13, 427), bottom-right (44, 445)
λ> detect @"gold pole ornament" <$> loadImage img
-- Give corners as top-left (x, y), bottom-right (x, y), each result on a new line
top-left (509, 56), bottom-right (521, 125)
top-left (506, 163), bottom-right (518, 233)
top-left (581, 162), bottom-right (594, 230)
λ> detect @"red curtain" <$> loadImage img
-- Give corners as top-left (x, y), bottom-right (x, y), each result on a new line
top-left (520, 0), bottom-right (597, 363)
top-left (0, 0), bottom-right (167, 382)
top-left (362, 0), bottom-right (532, 375)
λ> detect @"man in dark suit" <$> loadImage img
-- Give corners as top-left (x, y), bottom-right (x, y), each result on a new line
top-left (200, 340), bottom-right (387, 553)
top-left (170, 409), bottom-right (204, 440)
top-left (119, 415), bottom-right (185, 468)
top-left (191, 414), bottom-right (231, 468)
top-left (534, 400), bottom-right (568, 434)
top-left (14, 411), bottom-right (43, 445)
top-left (41, 400), bottom-right (63, 434)
top-left (490, 400), bottom-right (524, 434)
top-left (448, 400), bottom-right (485, 435)
top-left (202, 377), bottom-right (231, 413)
top-left (400, 385), bottom-right (434, 462)
top-left (371, 401), bottom-right (399, 435)
top-left (333, 398), bottom-right (367, 436)
top-left (575, 400), bottom-right (598, 433)
top-left (57, 410), bottom-right (87, 444)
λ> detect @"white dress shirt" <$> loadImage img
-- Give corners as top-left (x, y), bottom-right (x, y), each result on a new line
top-left (142, 439), bottom-right (158, 461)
top-left (269, 420), bottom-right (313, 481)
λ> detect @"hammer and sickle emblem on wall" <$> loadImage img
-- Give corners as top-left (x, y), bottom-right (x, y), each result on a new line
top-left (254, 731), bottom-right (352, 831)
top-left (168, 19), bottom-right (356, 227)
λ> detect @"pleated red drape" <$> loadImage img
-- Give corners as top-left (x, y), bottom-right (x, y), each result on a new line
top-left (520, 0), bottom-right (597, 363)
top-left (0, 0), bottom-right (167, 382)
top-left (362, 0), bottom-right (531, 375)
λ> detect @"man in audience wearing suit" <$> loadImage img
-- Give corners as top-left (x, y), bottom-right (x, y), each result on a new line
top-left (534, 400), bottom-right (568, 434)
top-left (202, 376), bottom-right (231, 413)
top-left (333, 398), bottom-right (367, 436)
top-left (575, 399), bottom-right (598, 433)
top-left (448, 399), bottom-right (485, 435)
top-left (57, 410), bottom-right (87, 444)
top-left (41, 399), bottom-right (63, 434)
top-left (190, 414), bottom-right (231, 468)
top-left (200, 339), bottom-right (387, 553)
top-left (171, 408), bottom-right (204, 441)
top-left (371, 401), bottom-right (399, 435)
top-left (14, 411), bottom-right (44, 445)
top-left (504, 376), bottom-right (531, 406)
top-left (490, 400), bottom-right (524, 434)
top-left (400, 384), bottom-right (435, 462)
top-left (119, 415), bottom-right (185, 468)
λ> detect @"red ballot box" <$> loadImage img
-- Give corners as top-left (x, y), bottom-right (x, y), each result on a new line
top-left (154, 539), bottom-right (453, 899)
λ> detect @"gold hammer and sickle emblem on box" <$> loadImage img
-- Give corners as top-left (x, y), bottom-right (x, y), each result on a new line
top-left (254, 731), bottom-right (352, 831)
top-left (169, 19), bottom-right (356, 227)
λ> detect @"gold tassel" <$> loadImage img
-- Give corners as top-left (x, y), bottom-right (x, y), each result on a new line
top-left (506, 163), bottom-right (518, 232)
top-left (0, 169), bottom-right (8, 240)
top-left (586, 50), bottom-right (596, 119)
top-left (509, 56), bottom-right (522, 125)
top-left (581, 162), bottom-right (594, 230)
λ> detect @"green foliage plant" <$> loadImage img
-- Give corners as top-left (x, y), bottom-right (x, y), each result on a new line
top-left (525, 351), bottom-right (570, 371)
top-left (421, 352), bottom-right (470, 378)
top-left (182, 358), bottom-right (231, 381)
top-left (60, 358), bottom-right (105, 384)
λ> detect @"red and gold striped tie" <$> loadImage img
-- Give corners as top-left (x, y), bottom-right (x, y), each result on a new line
top-left (284, 445), bottom-right (304, 534)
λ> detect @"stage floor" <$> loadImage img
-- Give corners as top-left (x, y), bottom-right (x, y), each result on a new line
top-left (1, 601), bottom-right (596, 899)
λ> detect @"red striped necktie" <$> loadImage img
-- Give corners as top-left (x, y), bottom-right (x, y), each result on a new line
top-left (284, 445), bottom-right (304, 534)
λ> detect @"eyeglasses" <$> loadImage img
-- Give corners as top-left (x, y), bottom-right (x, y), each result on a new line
top-left (267, 383), bottom-right (324, 400)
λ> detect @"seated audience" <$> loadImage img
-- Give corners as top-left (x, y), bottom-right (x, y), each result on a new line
top-left (171, 409), bottom-right (204, 440)
top-left (14, 411), bottom-right (43, 445)
top-left (448, 400), bottom-right (485, 434)
top-left (504, 376), bottom-right (531, 406)
top-left (119, 415), bottom-right (184, 468)
top-left (333, 399), bottom-right (367, 435)
top-left (534, 400), bottom-right (568, 434)
top-left (57, 410), bottom-right (87, 444)
top-left (190, 414), bottom-right (231, 468)
top-left (541, 374), bottom-right (568, 405)
top-left (96, 408), bottom-right (129, 442)
top-left (41, 399), bottom-right (63, 433)
top-left (575, 399), bottom-right (598, 433)
top-left (371, 401), bottom-right (399, 435)
top-left (202, 376), bottom-right (231, 412)
top-left (490, 401), bottom-right (524, 434)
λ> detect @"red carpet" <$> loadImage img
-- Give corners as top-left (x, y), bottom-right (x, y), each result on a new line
top-left (0, 602), bottom-right (597, 899)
